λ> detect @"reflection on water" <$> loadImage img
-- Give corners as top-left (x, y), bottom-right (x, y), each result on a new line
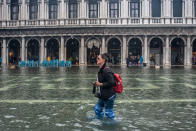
top-left (0, 66), bottom-right (196, 130)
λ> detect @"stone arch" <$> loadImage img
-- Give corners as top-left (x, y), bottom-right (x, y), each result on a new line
top-left (27, 39), bottom-right (40, 61)
top-left (170, 36), bottom-right (186, 46)
top-left (106, 36), bottom-right (122, 47)
top-left (86, 37), bottom-right (101, 65)
top-left (192, 38), bottom-right (196, 65)
top-left (65, 37), bottom-right (81, 47)
top-left (128, 37), bottom-right (142, 57)
top-left (25, 38), bottom-right (40, 47)
top-left (149, 37), bottom-right (163, 66)
top-left (8, 39), bottom-right (21, 65)
top-left (148, 36), bottom-right (165, 47)
top-left (7, 38), bottom-right (21, 48)
top-left (171, 37), bottom-right (185, 65)
top-left (85, 37), bottom-right (101, 47)
top-left (107, 37), bottom-right (121, 65)
top-left (45, 37), bottom-right (60, 47)
top-left (46, 38), bottom-right (60, 60)
top-left (66, 38), bottom-right (80, 64)
top-left (127, 36), bottom-right (143, 46)
top-left (191, 37), bottom-right (196, 46)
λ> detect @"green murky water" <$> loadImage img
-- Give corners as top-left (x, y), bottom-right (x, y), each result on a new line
top-left (0, 66), bottom-right (196, 130)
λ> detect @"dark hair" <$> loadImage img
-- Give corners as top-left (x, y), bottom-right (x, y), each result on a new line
top-left (100, 53), bottom-right (109, 63)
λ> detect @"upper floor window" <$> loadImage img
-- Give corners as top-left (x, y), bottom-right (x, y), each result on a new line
top-left (69, 0), bottom-right (78, 18)
top-left (173, 0), bottom-right (182, 17)
top-left (130, 0), bottom-right (140, 17)
top-left (11, 0), bottom-right (19, 20)
top-left (194, 0), bottom-right (196, 17)
top-left (29, 0), bottom-right (38, 20)
top-left (49, 0), bottom-right (58, 19)
top-left (109, 0), bottom-right (119, 18)
top-left (152, 0), bottom-right (161, 17)
top-left (89, 1), bottom-right (98, 18)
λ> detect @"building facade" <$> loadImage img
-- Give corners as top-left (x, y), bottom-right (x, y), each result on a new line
top-left (0, 0), bottom-right (196, 67)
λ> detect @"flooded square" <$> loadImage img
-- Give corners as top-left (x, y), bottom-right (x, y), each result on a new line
top-left (0, 67), bottom-right (196, 130)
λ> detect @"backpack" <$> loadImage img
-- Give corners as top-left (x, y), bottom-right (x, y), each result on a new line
top-left (103, 67), bottom-right (123, 93)
top-left (113, 73), bottom-right (123, 93)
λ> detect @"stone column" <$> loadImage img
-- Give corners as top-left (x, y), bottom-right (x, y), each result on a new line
top-left (122, 36), bottom-right (126, 65)
top-left (164, 36), bottom-right (171, 68)
top-left (21, 37), bottom-right (25, 61)
top-left (80, 37), bottom-right (85, 65)
top-left (2, 38), bottom-right (6, 64)
top-left (144, 36), bottom-right (148, 65)
top-left (40, 37), bottom-right (44, 62)
top-left (102, 36), bottom-right (106, 54)
top-left (60, 36), bottom-right (64, 61)
top-left (186, 36), bottom-right (192, 67)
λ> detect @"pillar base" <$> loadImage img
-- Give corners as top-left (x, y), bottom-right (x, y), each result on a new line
top-left (79, 63), bottom-right (86, 66)
top-left (155, 65), bottom-right (160, 69)
top-left (163, 64), bottom-right (171, 69)
top-left (121, 63), bottom-right (127, 66)
top-left (184, 65), bottom-right (192, 69)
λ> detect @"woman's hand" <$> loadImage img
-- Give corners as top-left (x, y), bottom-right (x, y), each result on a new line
top-left (95, 81), bottom-right (103, 87)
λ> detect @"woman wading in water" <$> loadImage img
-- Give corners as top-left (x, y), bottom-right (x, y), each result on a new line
top-left (93, 53), bottom-right (116, 120)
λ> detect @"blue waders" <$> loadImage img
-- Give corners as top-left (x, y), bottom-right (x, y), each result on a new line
top-left (94, 95), bottom-right (116, 119)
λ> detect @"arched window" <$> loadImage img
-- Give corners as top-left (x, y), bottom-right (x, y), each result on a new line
top-left (49, 0), bottom-right (58, 19)
top-left (11, 0), bottom-right (19, 20)
top-left (129, 0), bottom-right (140, 17)
top-left (29, 0), bottom-right (38, 20)
top-left (152, 0), bottom-right (161, 17)
top-left (89, 0), bottom-right (98, 18)
top-left (173, 0), bottom-right (182, 17)
top-left (69, 0), bottom-right (78, 18)
top-left (109, 0), bottom-right (119, 18)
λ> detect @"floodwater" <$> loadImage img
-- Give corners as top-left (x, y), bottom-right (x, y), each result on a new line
top-left (0, 66), bottom-right (196, 131)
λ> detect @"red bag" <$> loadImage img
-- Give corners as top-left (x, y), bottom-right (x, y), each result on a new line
top-left (103, 67), bottom-right (123, 93)
top-left (113, 73), bottom-right (123, 93)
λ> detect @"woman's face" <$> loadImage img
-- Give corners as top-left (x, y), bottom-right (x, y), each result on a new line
top-left (97, 55), bottom-right (105, 65)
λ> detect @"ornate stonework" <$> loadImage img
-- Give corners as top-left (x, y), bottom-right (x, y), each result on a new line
top-left (0, 27), bottom-right (196, 37)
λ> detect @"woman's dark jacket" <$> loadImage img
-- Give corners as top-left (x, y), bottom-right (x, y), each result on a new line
top-left (97, 63), bottom-right (116, 100)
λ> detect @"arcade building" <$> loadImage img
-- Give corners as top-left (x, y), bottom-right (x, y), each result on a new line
top-left (0, 0), bottom-right (196, 67)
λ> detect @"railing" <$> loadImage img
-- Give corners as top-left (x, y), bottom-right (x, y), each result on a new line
top-left (0, 17), bottom-right (195, 28)
top-left (151, 18), bottom-right (162, 24)
top-left (173, 18), bottom-right (184, 24)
